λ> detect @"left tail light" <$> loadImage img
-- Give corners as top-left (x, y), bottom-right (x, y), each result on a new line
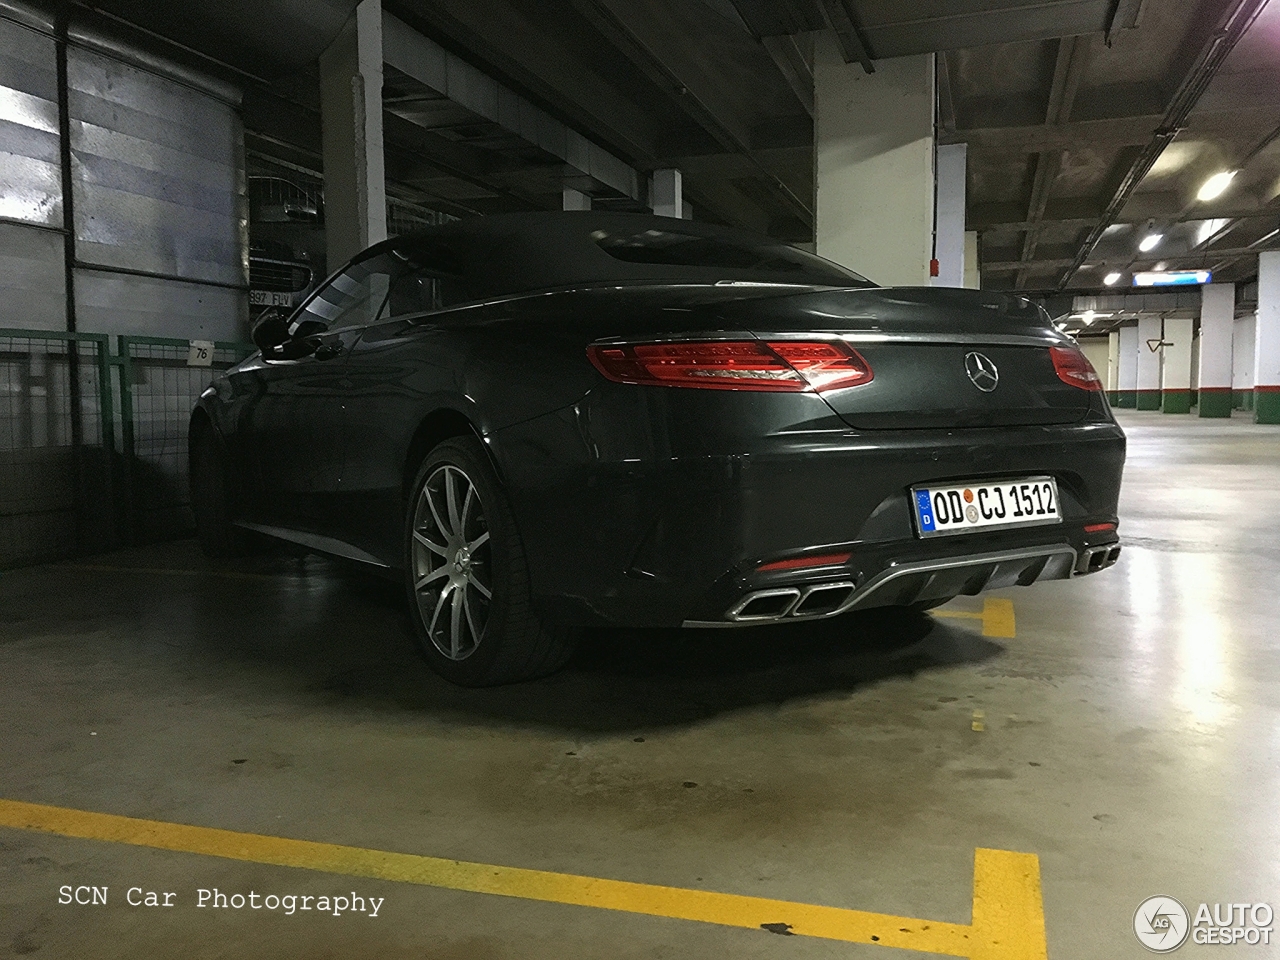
top-left (1050, 346), bottom-right (1103, 390)
top-left (587, 340), bottom-right (873, 393)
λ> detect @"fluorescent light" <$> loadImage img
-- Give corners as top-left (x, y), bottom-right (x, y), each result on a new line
top-left (1104, 271), bottom-right (1122, 285)
top-left (1197, 170), bottom-right (1236, 202)
top-left (1133, 270), bottom-right (1212, 287)
top-left (1196, 218), bottom-right (1228, 246)
top-left (1138, 233), bottom-right (1163, 252)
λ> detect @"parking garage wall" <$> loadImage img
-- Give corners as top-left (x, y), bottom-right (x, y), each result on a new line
top-left (1, 4), bottom-right (249, 565)
top-left (0, 5), bottom-right (247, 339)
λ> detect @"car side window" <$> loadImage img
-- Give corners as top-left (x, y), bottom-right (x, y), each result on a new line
top-left (383, 271), bottom-right (444, 318)
top-left (289, 255), bottom-right (398, 335)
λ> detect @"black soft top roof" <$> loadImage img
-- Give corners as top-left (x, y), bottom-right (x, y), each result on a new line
top-left (364, 211), bottom-right (874, 300)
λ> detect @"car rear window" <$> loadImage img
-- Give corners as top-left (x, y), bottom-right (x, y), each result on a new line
top-left (591, 228), bottom-right (871, 286)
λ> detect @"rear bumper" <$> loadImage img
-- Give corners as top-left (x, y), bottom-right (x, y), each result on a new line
top-left (491, 399), bottom-right (1126, 629)
top-left (686, 540), bottom-right (1120, 627)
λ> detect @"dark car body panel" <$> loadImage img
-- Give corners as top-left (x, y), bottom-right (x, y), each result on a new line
top-left (193, 212), bottom-right (1124, 630)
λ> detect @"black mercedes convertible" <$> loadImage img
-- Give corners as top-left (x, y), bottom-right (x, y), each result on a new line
top-left (190, 212), bottom-right (1124, 685)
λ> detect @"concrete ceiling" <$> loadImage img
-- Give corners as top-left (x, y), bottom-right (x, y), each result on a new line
top-left (84, 0), bottom-right (1280, 291)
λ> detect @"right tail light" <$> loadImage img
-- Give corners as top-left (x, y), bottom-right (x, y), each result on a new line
top-left (1050, 346), bottom-right (1102, 390)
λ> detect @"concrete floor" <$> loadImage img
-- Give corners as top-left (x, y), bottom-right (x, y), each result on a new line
top-left (2, 409), bottom-right (1278, 959)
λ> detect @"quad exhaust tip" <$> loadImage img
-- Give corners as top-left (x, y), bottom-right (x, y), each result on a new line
top-left (1078, 544), bottom-right (1121, 575)
top-left (727, 582), bottom-right (856, 623)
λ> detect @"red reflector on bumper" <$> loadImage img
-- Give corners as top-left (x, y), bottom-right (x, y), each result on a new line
top-left (1083, 522), bottom-right (1116, 533)
top-left (757, 552), bottom-right (852, 572)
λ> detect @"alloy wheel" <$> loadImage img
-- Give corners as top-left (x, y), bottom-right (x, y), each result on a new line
top-left (410, 464), bottom-right (492, 660)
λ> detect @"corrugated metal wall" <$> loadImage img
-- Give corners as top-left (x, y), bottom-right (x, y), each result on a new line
top-left (0, 14), bottom-right (65, 329)
top-left (0, 3), bottom-right (247, 338)
top-left (69, 44), bottom-right (248, 338)
top-left (0, 3), bottom-right (247, 564)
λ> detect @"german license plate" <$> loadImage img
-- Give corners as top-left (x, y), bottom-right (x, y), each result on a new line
top-left (912, 477), bottom-right (1061, 537)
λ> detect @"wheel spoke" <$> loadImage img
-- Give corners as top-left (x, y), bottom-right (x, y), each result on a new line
top-left (423, 484), bottom-right (449, 541)
top-left (467, 530), bottom-right (490, 552)
top-left (428, 580), bottom-right (454, 637)
top-left (461, 484), bottom-right (475, 538)
top-left (449, 585), bottom-right (464, 657)
top-left (445, 468), bottom-right (462, 535)
top-left (463, 590), bottom-right (481, 646)
top-left (467, 572), bottom-right (492, 600)
top-left (413, 531), bottom-right (447, 556)
top-left (414, 566), bottom-right (449, 591)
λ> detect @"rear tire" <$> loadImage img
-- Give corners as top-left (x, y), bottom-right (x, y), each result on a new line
top-left (190, 427), bottom-right (249, 558)
top-left (404, 436), bottom-right (577, 686)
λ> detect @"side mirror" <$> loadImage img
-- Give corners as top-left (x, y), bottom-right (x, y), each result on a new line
top-left (251, 307), bottom-right (290, 353)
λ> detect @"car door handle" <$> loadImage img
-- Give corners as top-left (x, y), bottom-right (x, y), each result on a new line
top-left (314, 342), bottom-right (344, 361)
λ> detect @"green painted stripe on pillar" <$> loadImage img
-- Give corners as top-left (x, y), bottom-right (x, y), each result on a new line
top-left (1136, 390), bottom-right (1161, 410)
top-left (1198, 391), bottom-right (1233, 418)
top-left (1162, 390), bottom-right (1192, 414)
top-left (1114, 391), bottom-right (1137, 408)
top-left (1257, 389), bottom-right (1280, 425)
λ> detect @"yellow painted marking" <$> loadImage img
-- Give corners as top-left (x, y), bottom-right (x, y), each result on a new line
top-left (971, 710), bottom-right (986, 732)
top-left (0, 799), bottom-right (1048, 957)
top-left (981, 598), bottom-right (1016, 639)
top-left (933, 598), bottom-right (1016, 638)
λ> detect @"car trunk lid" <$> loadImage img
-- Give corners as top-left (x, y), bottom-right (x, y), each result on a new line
top-left (713, 286), bottom-right (1093, 430)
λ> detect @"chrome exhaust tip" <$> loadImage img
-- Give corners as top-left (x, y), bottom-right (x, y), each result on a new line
top-left (1077, 543), bottom-right (1121, 575)
top-left (726, 588), bottom-right (801, 622)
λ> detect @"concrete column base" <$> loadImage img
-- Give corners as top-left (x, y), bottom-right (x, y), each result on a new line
top-left (1162, 390), bottom-right (1191, 414)
top-left (1257, 389), bottom-right (1280, 424)
top-left (1112, 391), bottom-right (1137, 408)
top-left (1137, 391), bottom-right (1161, 411)
top-left (1235, 390), bottom-right (1255, 411)
top-left (1198, 389), bottom-right (1233, 418)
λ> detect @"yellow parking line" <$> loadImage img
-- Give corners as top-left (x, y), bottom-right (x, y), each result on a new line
top-left (933, 598), bottom-right (1016, 638)
top-left (0, 799), bottom-right (1045, 958)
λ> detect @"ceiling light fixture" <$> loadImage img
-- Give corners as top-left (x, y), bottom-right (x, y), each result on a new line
top-left (1139, 233), bottom-right (1163, 252)
top-left (1104, 271), bottom-right (1122, 285)
top-left (1197, 170), bottom-right (1236, 202)
top-left (1196, 218), bottom-right (1229, 246)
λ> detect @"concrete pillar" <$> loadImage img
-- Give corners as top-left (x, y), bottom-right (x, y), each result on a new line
top-left (1233, 313), bottom-right (1256, 410)
top-left (815, 38), bottom-right (934, 285)
top-left (963, 231), bottom-right (979, 289)
top-left (652, 168), bottom-right (683, 219)
top-left (1117, 325), bottom-right (1138, 407)
top-left (1161, 317), bottom-right (1193, 414)
top-left (682, 202), bottom-right (693, 221)
top-left (1106, 331), bottom-right (1120, 402)
top-left (319, 0), bottom-right (386, 270)
top-left (1256, 251), bottom-right (1280, 423)
top-left (1197, 283), bottom-right (1235, 417)
top-left (933, 143), bottom-right (966, 287)
top-left (1137, 315), bottom-right (1162, 409)
top-left (563, 188), bottom-right (591, 211)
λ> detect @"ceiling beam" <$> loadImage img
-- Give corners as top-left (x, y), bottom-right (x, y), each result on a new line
top-left (1015, 151), bottom-right (1064, 289)
top-left (940, 115), bottom-right (1163, 153)
top-left (1054, 0), bottom-right (1273, 291)
top-left (937, 50), bottom-right (956, 135)
top-left (383, 0), bottom-right (662, 167)
top-left (564, 0), bottom-right (814, 226)
top-left (1014, 36), bottom-right (1089, 289)
top-left (984, 242), bottom-right (1278, 274)
top-left (761, 34), bottom-right (813, 116)
top-left (818, 0), bottom-right (875, 72)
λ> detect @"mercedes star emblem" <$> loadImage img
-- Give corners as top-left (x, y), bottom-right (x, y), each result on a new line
top-left (964, 351), bottom-right (999, 392)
